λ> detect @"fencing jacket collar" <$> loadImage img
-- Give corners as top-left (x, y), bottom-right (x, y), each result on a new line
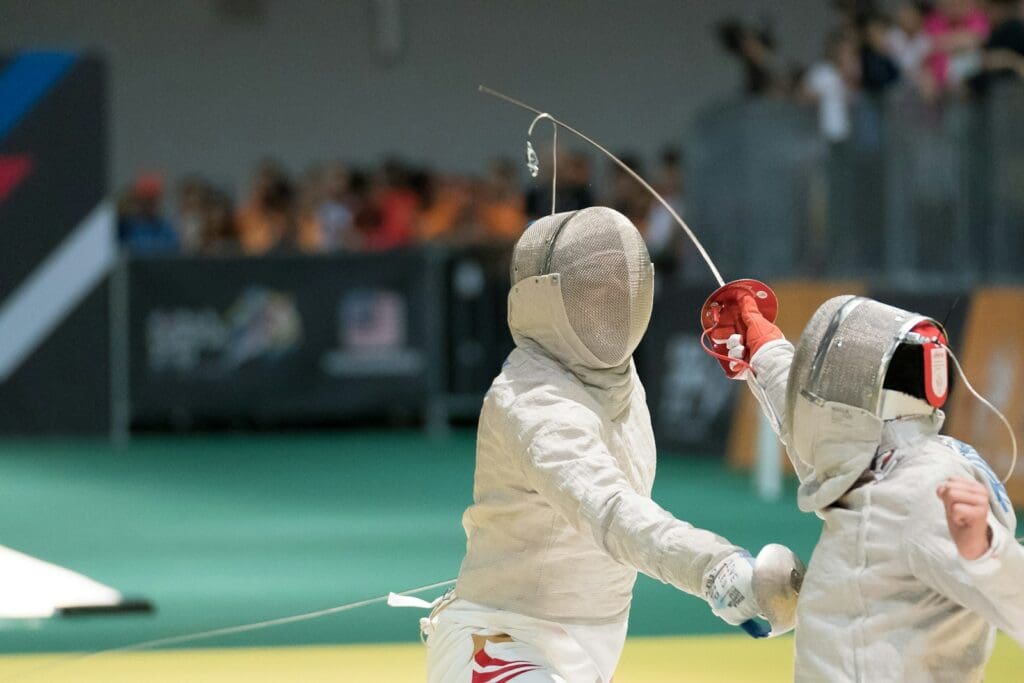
top-left (877, 410), bottom-right (945, 453)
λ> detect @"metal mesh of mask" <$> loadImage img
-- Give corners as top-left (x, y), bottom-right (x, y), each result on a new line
top-left (786, 296), bottom-right (935, 421)
top-left (510, 207), bottom-right (653, 365)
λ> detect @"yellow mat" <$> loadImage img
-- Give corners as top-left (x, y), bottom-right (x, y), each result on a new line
top-left (0, 633), bottom-right (1019, 682)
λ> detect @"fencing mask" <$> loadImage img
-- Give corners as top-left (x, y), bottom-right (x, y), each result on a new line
top-left (787, 296), bottom-right (948, 423)
top-left (508, 207), bottom-right (654, 370)
top-left (786, 296), bottom-right (949, 511)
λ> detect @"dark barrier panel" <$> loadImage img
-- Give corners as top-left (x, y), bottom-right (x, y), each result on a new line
top-left (0, 53), bottom-right (109, 435)
top-left (128, 250), bottom-right (445, 429)
top-left (637, 279), bottom-right (738, 455)
top-left (443, 248), bottom-right (513, 419)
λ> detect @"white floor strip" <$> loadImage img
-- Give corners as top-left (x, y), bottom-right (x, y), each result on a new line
top-left (0, 545), bottom-right (122, 619)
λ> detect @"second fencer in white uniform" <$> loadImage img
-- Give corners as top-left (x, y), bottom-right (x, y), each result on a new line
top-left (719, 293), bottom-right (1021, 682)
top-left (425, 208), bottom-right (795, 683)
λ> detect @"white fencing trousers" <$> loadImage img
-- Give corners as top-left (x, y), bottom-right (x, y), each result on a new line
top-left (424, 599), bottom-right (624, 683)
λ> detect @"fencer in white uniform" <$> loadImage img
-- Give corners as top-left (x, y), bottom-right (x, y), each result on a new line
top-left (721, 294), bottom-right (1021, 682)
top-left (425, 208), bottom-right (789, 683)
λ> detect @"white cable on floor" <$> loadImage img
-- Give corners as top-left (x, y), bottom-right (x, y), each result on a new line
top-left (0, 578), bottom-right (456, 682)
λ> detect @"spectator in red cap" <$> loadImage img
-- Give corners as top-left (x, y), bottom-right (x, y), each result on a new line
top-left (116, 172), bottom-right (180, 254)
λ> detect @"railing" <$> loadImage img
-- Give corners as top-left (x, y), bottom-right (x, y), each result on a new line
top-left (686, 83), bottom-right (1024, 286)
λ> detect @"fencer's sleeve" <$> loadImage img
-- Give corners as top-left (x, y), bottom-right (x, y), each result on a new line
top-left (508, 397), bottom-right (741, 597)
top-left (957, 523), bottom-right (1024, 646)
top-left (745, 340), bottom-right (815, 484)
top-left (745, 339), bottom-right (792, 439)
top-left (903, 492), bottom-right (1024, 644)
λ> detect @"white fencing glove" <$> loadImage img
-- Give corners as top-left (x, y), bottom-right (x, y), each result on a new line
top-left (703, 551), bottom-right (759, 626)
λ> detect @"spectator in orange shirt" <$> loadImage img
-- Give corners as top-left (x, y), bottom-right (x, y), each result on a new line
top-left (236, 160), bottom-right (297, 254)
top-left (476, 158), bottom-right (526, 244)
top-left (417, 174), bottom-right (473, 243)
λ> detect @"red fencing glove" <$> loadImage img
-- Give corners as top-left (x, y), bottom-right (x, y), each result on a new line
top-left (737, 295), bottom-right (784, 360)
top-left (705, 301), bottom-right (748, 378)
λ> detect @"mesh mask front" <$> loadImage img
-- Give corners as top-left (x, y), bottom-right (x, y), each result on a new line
top-left (786, 296), bottom-right (937, 422)
top-left (510, 207), bottom-right (654, 366)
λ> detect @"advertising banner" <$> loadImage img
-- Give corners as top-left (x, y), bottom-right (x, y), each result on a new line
top-left (0, 53), bottom-right (109, 435)
top-left (128, 251), bottom-right (444, 427)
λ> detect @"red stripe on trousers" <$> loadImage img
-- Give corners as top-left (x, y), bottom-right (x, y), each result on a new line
top-left (473, 647), bottom-right (542, 682)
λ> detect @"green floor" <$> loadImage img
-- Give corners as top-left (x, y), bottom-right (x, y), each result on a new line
top-left (0, 431), bottom-right (1012, 661)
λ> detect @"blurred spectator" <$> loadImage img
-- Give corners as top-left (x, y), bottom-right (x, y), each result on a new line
top-left (477, 158), bottom-right (526, 244)
top-left (173, 176), bottom-right (241, 255)
top-left (176, 175), bottom-right (208, 252)
top-left (197, 188), bottom-right (239, 254)
top-left (363, 159), bottom-right (419, 251)
top-left (859, 12), bottom-right (903, 92)
top-left (317, 162), bottom-right (356, 250)
top-left (717, 18), bottom-right (785, 95)
top-left (834, 0), bottom-right (882, 24)
top-left (923, 0), bottom-right (990, 94)
top-left (295, 163), bottom-right (325, 252)
top-left (349, 170), bottom-right (383, 250)
top-left (971, 0), bottom-right (1024, 91)
top-left (643, 148), bottom-right (686, 274)
top-left (416, 174), bottom-right (474, 243)
top-left (802, 29), bottom-right (862, 142)
top-left (525, 149), bottom-right (594, 218)
top-left (236, 160), bottom-right (297, 254)
top-left (117, 172), bottom-right (179, 254)
top-left (889, 2), bottom-right (935, 75)
top-left (605, 152), bottom-right (651, 231)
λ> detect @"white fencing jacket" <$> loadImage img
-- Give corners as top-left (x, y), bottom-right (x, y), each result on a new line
top-left (455, 275), bottom-right (740, 625)
top-left (749, 341), bottom-right (1021, 683)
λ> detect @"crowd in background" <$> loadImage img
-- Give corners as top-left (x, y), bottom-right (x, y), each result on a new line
top-left (116, 149), bottom-right (688, 268)
top-left (720, 0), bottom-right (1024, 140)
top-left (118, 0), bottom-right (1023, 261)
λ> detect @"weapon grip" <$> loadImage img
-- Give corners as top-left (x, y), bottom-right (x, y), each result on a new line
top-left (739, 618), bottom-right (771, 639)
